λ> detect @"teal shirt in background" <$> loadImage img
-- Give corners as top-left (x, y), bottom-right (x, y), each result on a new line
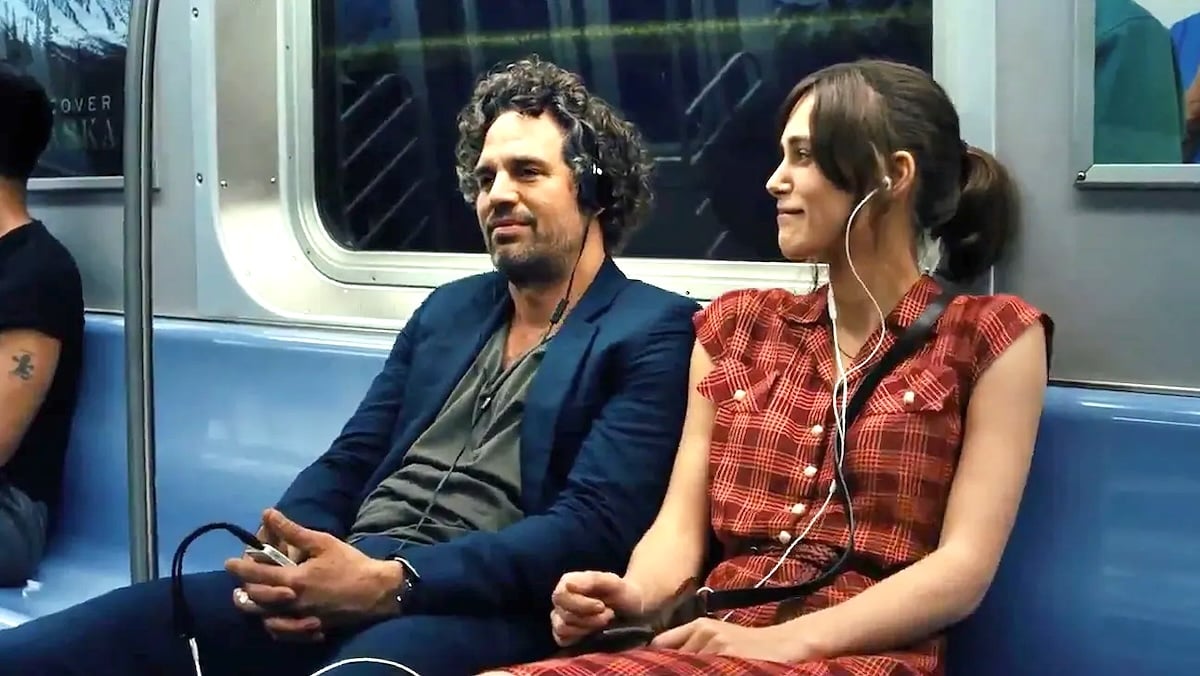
top-left (1093, 0), bottom-right (1186, 164)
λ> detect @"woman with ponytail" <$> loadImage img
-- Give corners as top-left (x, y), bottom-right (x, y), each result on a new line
top-left (488, 59), bottom-right (1054, 676)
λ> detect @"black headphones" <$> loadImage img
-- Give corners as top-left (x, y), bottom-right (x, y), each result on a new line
top-left (573, 121), bottom-right (613, 214)
top-left (577, 162), bottom-right (610, 214)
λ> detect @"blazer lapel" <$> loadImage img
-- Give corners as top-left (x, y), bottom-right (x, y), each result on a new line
top-left (520, 258), bottom-right (628, 507)
top-left (388, 279), bottom-right (509, 477)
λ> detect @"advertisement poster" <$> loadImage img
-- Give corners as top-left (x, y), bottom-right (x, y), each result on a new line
top-left (0, 0), bottom-right (130, 181)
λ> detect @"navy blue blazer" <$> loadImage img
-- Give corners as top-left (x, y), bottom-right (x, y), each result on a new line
top-left (275, 258), bottom-right (699, 615)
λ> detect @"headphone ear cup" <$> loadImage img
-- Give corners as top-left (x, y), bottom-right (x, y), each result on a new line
top-left (577, 170), bottom-right (596, 211)
top-left (578, 164), bottom-right (609, 213)
top-left (594, 167), bottom-right (611, 212)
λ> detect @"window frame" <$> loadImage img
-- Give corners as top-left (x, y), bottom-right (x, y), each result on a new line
top-left (287, 0), bottom-right (828, 299)
top-left (281, 0), bottom-right (983, 305)
top-left (1069, 0), bottom-right (1200, 189)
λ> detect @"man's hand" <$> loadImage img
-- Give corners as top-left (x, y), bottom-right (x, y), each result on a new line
top-left (225, 508), bottom-right (403, 641)
top-left (252, 522), bottom-right (307, 565)
top-left (227, 518), bottom-right (312, 638)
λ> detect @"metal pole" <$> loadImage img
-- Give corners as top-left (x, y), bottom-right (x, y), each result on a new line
top-left (122, 0), bottom-right (162, 583)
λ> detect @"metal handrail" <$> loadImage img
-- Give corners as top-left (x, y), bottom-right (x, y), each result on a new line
top-left (121, 0), bottom-right (163, 583)
top-left (679, 50), bottom-right (764, 167)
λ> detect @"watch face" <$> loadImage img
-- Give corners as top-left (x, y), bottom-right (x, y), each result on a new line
top-left (392, 558), bottom-right (418, 610)
top-left (395, 574), bottom-right (414, 606)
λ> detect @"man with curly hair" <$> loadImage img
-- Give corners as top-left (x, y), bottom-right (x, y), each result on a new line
top-left (0, 56), bottom-right (699, 676)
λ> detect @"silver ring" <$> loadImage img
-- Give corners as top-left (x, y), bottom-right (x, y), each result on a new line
top-left (234, 588), bottom-right (250, 605)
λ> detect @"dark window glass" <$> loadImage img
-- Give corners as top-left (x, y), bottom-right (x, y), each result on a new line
top-left (314, 0), bottom-right (932, 261)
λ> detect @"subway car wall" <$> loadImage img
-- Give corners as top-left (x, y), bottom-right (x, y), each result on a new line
top-left (14, 0), bottom-right (1200, 391)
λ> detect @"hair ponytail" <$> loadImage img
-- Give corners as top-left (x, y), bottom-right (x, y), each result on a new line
top-left (935, 146), bottom-right (1017, 283)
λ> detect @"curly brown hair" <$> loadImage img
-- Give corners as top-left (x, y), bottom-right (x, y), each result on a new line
top-left (454, 55), bottom-right (655, 253)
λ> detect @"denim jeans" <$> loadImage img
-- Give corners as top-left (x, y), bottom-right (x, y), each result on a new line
top-left (0, 479), bottom-right (47, 587)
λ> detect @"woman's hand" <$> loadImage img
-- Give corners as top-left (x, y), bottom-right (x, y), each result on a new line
top-left (549, 571), bottom-right (646, 647)
top-left (652, 618), bottom-right (813, 663)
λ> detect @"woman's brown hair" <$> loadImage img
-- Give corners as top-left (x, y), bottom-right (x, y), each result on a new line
top-left (778, 59), bottom-right (1016, 283)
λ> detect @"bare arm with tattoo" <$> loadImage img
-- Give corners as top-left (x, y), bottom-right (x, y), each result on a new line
top-left (0, 328), bottom-right (60, 469)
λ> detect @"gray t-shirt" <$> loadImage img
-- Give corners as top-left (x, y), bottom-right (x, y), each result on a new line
top-left (349, 324), bottom-right (542, 547)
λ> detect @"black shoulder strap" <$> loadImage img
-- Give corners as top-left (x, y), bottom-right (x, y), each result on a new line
top-left (700, 288), bottom-right (957, 612)
top-left (841, 288), bottom-right (956, 428)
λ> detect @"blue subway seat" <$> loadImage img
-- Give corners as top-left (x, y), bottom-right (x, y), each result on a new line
top-left (0, 314), bottom-right (390, 627)
top-left (148, 317), bottom-right (390, 575)
top-left (948, 386), bottom-right (1200, 675)
top-left (4, 314), bottom-right (1200, 676)
top-left (0, 315), bottom-right (130, 626)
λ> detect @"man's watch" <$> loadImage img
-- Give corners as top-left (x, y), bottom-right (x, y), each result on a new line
top-left (391, 557), bottom-right (420, 613)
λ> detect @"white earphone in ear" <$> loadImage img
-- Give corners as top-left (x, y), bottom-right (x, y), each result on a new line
top-left (881, 175), bottom-right (893, 191)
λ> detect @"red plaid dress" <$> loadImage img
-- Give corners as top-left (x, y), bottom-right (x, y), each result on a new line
top-left (504, 276), bottom-right (1049, 676)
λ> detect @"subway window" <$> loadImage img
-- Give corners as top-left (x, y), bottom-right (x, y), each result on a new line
top-left (312, 0), bottom-right (932, 262)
